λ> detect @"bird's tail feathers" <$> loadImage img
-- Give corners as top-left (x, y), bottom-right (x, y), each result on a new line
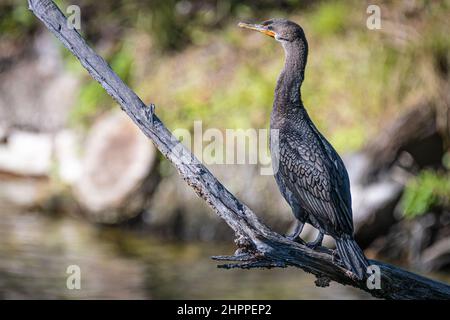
top-left (335, 237), bottom-right (369, 280)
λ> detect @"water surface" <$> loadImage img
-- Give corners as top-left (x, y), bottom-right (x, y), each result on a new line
top-left (1, 210), bottom-right (441, 299)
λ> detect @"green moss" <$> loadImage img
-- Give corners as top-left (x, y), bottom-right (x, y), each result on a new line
top-left (401, 170), bottom-right (450, 218)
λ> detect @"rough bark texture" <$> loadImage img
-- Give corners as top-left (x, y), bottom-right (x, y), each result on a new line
top-left (28, 0), bottom-right (450, 299)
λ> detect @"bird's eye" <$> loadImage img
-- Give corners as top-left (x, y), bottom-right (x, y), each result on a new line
top-left (267, 25), bottom-right (273, 30)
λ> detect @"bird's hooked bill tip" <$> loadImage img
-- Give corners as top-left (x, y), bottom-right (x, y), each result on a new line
top-left (238, 22), bottom-right (276, 38)
top-left (238, 22), bottom-right (261, 30)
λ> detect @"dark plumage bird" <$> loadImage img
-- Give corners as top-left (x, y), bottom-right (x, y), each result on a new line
top-left (239, 19), bottom-right (369, 279)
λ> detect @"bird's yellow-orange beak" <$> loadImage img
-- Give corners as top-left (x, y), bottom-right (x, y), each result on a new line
top-left (238, 22), bottom-right (276, 38)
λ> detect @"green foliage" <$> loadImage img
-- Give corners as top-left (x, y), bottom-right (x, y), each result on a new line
top-left (308, 2), bottom-right (349, 36)
top-left (109, 46), bottom-right (134, 81)
top-left (8, 0), bottom-right (448, 155)
top-left (209, 63), bottom-right (278, 128)
top-left (136, 0), bottom-right (188, 51)
top-left (401, 170), bottom-right (450, 218)
top-left (329, 126), bottom-right (366, 153)
top-left (70, 45), bottom-right (134, 126)
top-left (0, 2), bottom-right (37, 39)
top-left (70, 81), bottom-right (105, 126)
top-left (130, 0), bottom-right (450, 154)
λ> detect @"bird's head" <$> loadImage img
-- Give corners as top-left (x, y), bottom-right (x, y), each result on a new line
top-left (238, 18), bottom-right (306, 44)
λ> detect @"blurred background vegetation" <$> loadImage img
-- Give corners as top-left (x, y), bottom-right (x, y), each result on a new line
top-left (0, 0), bottom-right (449, 299)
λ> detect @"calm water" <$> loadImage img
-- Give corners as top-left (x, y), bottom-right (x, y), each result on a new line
top-left (0, 210), bottom-right (445, 299)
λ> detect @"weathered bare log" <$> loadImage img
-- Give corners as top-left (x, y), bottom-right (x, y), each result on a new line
top-left (74, 111), bottom-right (158, 223)
top-left (421, 237), bottom-right (450, 272)
top-left (28, 0), bottom-right (450, 299)
top-left (365, 100), bottom-right (444, 177)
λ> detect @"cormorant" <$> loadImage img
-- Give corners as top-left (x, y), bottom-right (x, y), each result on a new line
top-left (239, 19), bottom-right (369, 279)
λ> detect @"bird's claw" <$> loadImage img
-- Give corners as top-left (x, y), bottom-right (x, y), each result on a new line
top-left (331, 249), bottom-right (341, 265)
top-left (306, 241), bottom-right (320, 250)
top-left (305, 232), bottom-right (324, 250)
top-left (286, 234), bottom-right (306, 245)
top-left (145, 103), bottom-right (156, 126)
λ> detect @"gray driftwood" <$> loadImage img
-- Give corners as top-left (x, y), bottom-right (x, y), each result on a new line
top-left (28, 0), bottom-right (450, 299)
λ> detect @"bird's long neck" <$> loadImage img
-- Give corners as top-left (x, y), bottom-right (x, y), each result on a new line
top-left (273, 40), bottom-right (308, 119)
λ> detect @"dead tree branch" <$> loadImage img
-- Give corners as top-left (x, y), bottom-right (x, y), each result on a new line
top-left (28, 0), bottom-right (450, 299)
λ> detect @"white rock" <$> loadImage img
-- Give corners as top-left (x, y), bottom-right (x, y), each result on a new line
top-left (54, 130), bottom-right (83, 184)
top-left (0, 131), bottom-right (52, 176)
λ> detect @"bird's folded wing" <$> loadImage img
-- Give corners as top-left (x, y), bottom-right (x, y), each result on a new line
top-left (279, 135), bottom-right (353, 234)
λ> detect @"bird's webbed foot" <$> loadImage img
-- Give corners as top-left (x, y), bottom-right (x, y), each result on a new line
top-left (306, 231), bottom-right (324, 249)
